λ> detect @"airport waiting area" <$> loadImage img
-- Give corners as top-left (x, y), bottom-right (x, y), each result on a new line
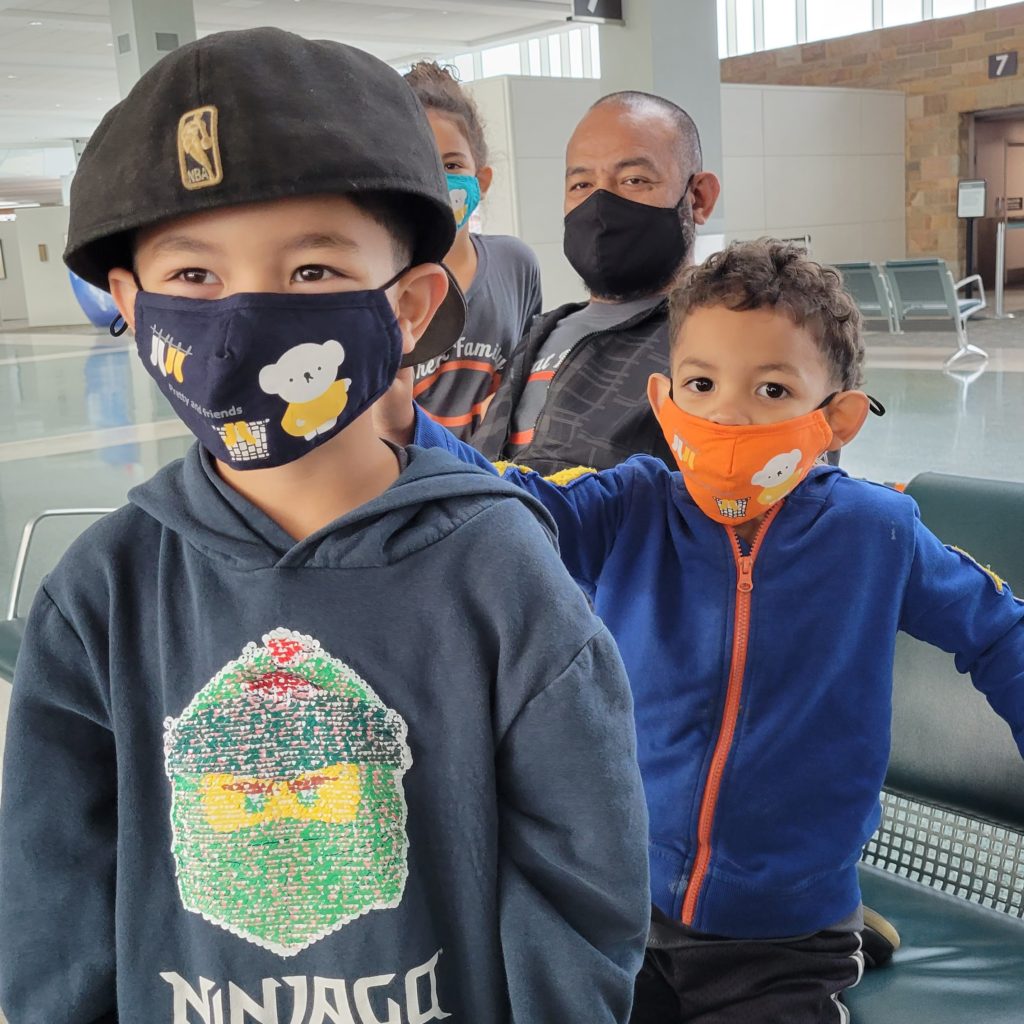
top-left (0, 1), bottom-right (1022, 1022)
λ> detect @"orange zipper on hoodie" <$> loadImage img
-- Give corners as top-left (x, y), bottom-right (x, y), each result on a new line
top-left (681, 501), bottom-right (783, 927)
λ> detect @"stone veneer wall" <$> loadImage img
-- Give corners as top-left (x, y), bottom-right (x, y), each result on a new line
top-left (720, 3), bottom-right (1024, 272)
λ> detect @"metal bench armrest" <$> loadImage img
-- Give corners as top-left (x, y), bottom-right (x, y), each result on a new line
top-left (955, 274), bottom-right (987, 308)
top-left (7, 509), bottom-right (116, 621)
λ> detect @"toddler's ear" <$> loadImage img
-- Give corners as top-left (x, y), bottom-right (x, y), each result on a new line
top-left (825, 391), bottom-right (870, 451)
top-left (108, 268), bottom-right (140, 331)
top-left (647, 373), bottom-right (672, 416)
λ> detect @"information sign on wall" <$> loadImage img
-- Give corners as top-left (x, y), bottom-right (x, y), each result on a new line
top-left (989, 51), bottom-right (1018, 78)
top-left (570, 0), bottom-right (624, 24)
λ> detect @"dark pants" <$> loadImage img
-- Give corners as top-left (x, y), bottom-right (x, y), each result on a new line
top-left (630, 910), bottom-right (864, 1024)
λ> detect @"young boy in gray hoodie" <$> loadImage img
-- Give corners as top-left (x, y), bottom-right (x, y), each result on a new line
top-left (0, 28), bottom-right (649, 1024)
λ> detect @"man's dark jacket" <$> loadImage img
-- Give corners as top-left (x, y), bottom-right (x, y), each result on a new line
top-left (471, 299), bottom-right (674, 476)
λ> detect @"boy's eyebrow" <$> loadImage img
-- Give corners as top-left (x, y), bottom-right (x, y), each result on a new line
top-left (754, 362), bottom-right (802, 376)
top-left (675, 358), bottom-right (803, 376)
top-left (442, 150), bottom-right (470, 161)
top-left (284, 232), bottom-right (361, 253)
top-left (147, 235), bottom-right (221, 257)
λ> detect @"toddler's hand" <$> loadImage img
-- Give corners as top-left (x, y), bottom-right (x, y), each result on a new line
top-left (373, 367), bottom-right (416, 446)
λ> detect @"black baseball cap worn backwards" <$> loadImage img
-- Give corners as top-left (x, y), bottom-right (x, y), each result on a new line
top-left (64, 26), bottom-right (465, 365)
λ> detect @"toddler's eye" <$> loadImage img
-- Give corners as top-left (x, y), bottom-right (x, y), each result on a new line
top-left (757, 382), bottom-right (790, 400)
top-left (293, 265), bottom-right (339, 283)
top-left (684, 377), bottom-right (714, 394)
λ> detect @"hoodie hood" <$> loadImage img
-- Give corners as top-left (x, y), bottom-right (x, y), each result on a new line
top-left (129, 443), bottom-right (556, 571)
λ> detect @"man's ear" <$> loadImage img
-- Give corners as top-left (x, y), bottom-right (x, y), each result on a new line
top-left (476, 165), bottom-right (494, 198)
top-left (391, 264), bottom-right (450, 358)
top-left (690, 171), bottom-right (721, 227)
top-left (647, 372), bottom-right (672, 417)
top-left (825, 391), bottom-right (870, 451)
top-left (108, 268), bottom-right (140, 331)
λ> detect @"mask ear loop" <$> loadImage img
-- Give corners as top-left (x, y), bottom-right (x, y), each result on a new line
top-left (817, 392), bottom-right (886, 417)
top-left (110, 269), bottom-right (145, 337)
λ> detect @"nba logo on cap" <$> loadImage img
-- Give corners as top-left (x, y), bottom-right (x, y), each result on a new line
top-left (178, 105), bottom-right (223, 190)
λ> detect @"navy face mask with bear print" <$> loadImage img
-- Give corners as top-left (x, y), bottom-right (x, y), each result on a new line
top-left (131, 275), bottom-right (406, 470)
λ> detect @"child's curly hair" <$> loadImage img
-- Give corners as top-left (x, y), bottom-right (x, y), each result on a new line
top-left (669, 239), bottom-right (865, 389)
top-left (405, 61), bottom-right (489, 170)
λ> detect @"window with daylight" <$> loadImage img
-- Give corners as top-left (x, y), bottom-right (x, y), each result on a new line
top-left (736, 0), bottom-right (757, 55)
top-left (764, 0), bottom-right (798, 50)
top-left (480, 43), bottom-right (520, 78)
top-left (882, 0), bottom-right (923, 27)
top-left (806, 0), bottom-right (873, 42)
top-left (718, 0), bottom-right (1008, 58)
top-left (932, 0), bottom-right (975, 14)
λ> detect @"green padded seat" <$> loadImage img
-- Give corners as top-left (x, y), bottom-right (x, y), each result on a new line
top-left (849, 865), bottom-right (1024, 1022)
top-left (847, 472), bottom-right (1024, 1022)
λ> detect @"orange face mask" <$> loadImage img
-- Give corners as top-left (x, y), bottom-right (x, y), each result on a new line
top-left (655, 396), bottom-right (835, 525)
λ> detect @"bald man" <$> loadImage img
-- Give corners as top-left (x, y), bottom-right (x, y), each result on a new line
top-left (471, 90), bottom-right (721, 474)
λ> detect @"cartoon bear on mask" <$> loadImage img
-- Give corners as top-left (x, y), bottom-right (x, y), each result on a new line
top-left (258, 340), bottom-right (352, 442)
top-left (449, 187), bottom-right (469, 228)
top-left (752, 449), bottom-right (804, 506)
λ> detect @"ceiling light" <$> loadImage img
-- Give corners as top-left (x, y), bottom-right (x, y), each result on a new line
top-left (29, 20), bottom-right (43, 26)
top-left (6, 75), bottom-right (16, 80)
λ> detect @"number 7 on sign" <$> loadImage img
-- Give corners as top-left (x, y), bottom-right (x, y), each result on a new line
top-left (996, 53), bottom-right (1010, 76)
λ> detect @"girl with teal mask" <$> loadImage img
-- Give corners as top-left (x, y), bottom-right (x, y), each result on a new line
top-left (405, 62), bottom-right (543, 439)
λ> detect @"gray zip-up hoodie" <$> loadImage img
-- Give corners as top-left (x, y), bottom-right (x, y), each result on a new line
top-left (0, 443), bottom-right (649, 1024)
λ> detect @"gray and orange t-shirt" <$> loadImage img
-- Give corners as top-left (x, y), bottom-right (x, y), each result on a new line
top-left (415, 233), bottom-right (541, 439)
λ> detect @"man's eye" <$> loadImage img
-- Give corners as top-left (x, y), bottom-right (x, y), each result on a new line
top-left (757, 382), bottom-right (790, 400)
top-left (293, 266), bottom-right (338, 283)
top-left (684, 377), bottom-right (714, 394)
top-left (175, 268), bottom-right (217, 286)
top-left (569, 181), bottom-right (592, 192)
top-left (623, 177), bottom-right (649, 186)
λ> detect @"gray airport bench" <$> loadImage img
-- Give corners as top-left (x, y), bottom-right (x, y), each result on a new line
top-left (0, 508), bottom-right (113, 681)
top-left (835, 261), bottom-right (901, 334)
top-left (885, 258), bottom-right (988, 368)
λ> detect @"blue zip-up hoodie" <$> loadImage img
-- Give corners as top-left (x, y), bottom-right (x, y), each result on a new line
top-left (416, 413), bottom-right (1024, 940)
top-left (0, 443), bottom-right (650, 1023)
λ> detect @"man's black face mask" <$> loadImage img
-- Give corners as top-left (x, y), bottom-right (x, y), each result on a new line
top-left (562, 179), bottom-right (695, 302)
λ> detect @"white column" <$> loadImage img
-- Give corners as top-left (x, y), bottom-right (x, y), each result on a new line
top-left (597, 0), bottom-right (726, 249)
top-left (108, 0), bottom-right (197, 98)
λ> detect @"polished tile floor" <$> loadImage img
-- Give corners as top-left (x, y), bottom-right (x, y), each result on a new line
top-left (0, 319), bottom-right (1021, 613)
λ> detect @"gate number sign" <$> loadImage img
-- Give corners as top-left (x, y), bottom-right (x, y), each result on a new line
top-left (990, 51), bottom-right (1018, 78)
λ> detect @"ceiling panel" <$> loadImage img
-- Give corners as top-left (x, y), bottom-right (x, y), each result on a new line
top-left (0, 0), bottom-right (570, 199)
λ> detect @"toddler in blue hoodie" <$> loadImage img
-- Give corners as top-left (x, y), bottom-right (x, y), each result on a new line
top-left (0, 28), bottom-right (651, 1024)
top-left (378, 238), bottom-right (1024, 1022)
